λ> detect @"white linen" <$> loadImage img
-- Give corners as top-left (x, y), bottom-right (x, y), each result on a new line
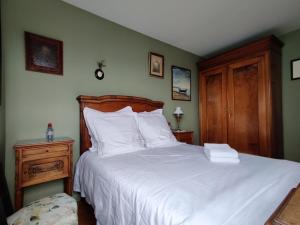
top-left (139, 108), bottom-right (163, 114)
top-left (93, 114), bottom-right (145, 157)
top-left (74, 144), bottom-right (300, 225)
top-left (204, 149), bottom-right (240, 164)
top-left (204, 143), bottom-right (239, 158)
top-left (137, 113), bottom-right (178, 148)
top-left (204, 143), bottom-right (231, 149)
top-left (83, 106), bottom-right (133, 152)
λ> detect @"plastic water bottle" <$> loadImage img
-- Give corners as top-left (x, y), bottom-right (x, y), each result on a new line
top-left (46, 123), bottom-right (54, 142)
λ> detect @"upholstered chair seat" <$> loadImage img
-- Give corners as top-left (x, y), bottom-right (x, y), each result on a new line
top-left (7, 193), bottom-right (78, 225)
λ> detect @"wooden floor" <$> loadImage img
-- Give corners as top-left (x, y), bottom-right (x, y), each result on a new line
top-left (78, 199), bottom-right (96, 225)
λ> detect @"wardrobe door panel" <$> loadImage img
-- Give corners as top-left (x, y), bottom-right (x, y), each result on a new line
top-left (200, 68), bottom-right (227, 144)
top-left (227, 57), bottom-right (266, 155)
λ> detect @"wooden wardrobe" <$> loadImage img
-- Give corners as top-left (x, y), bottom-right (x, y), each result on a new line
top-left (199, 36), bottom-right (283, 158)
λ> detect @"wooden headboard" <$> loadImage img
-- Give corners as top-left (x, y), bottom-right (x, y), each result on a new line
top-left (76, 95), bottom-right (164, 155)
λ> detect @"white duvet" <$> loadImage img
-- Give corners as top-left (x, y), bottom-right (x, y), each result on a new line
top-left (74, 144), bottom-right (300, 225)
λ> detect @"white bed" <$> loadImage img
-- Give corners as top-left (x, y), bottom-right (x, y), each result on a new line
top-left (74, 144), bottom-right (300, 225)
top-left (75, 95), bottom-right (300, 225)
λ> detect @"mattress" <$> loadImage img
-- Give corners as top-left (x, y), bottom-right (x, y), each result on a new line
top-left (74, 144), bottom-right (300, 225)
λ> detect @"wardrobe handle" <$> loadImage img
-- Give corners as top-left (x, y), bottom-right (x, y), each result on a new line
top-left (228, 108), bottom-right (232, 119)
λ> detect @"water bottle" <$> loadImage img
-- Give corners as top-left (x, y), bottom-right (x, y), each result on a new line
top-left (46, 123), bottom-right (54, 142)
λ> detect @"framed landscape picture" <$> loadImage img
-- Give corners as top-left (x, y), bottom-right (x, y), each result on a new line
top-left (172, 66), bottom-right (191, 101)
top-left (149, 52), bottom-right (164, 78)
top-left (25, 32), bottom-right (63, 75)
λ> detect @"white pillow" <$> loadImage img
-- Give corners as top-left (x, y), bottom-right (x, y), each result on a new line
top-left (83, 106), bottom-right (133, 152)
top-left (93, 113), bottom-right (145, 157)
top-left (139, 108), bottom-right (163, 115)
top-left (137, 113), bottom-right (178, 148)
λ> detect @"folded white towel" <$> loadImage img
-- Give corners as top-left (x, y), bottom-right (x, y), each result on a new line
top-left (204, 143), bottom-right (231, 149)
top-left (204, 149), bottom-right (240, 164)
top-left (204, 146), bottom-right (239, 158)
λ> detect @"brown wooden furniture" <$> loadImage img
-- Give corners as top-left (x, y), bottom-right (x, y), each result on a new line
top-left (77, 95), bottom-right (164, 155)
top-left (266, 184), bottom-right (300, 225)
top-left (199, 36), bottom-right (283, 158)
top-left (78, 199), bottom-right (97, 225)
top-left (173, 131), bottom-right (194, 144)
top-left (14, 137), bottom-right (74, 210)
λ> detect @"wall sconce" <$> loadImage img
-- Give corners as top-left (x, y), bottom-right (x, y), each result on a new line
top-left (95, 60), bottom-right (106, 80)
top-left (173, 106), bottom-right (184, 131)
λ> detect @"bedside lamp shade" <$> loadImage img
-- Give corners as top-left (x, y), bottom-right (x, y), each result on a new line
top-left (173, 107), bottom-right (183, 115)
top-left (173, 107), bottom-right (184, 131)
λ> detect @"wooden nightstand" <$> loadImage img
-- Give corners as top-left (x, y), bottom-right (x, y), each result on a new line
top-left (14, 137), bottom-right (74, 210)
top-left (173, 131), bottom-right (194, 144)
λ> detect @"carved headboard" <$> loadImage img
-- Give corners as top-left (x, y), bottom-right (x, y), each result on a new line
top-left (76, 95), bottom-right (164, 155)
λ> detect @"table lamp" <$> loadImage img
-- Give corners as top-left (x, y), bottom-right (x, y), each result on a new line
top-left (173, 107), bottom-right (184, 131)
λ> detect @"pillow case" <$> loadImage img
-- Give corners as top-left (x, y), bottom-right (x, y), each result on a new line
top-left (83, 106), bottom-right (133, 152)
top-left (139, 108), bottom-right (163, 115)
top-left (137, 113), bottom-right (178, 148)
top-left (93, 113), bottom-right (145, 157)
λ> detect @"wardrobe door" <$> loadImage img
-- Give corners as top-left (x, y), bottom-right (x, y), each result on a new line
top-left (227, 57), bottom-right (267, 155)
top-left (200, 67), bottom-right (227, 145)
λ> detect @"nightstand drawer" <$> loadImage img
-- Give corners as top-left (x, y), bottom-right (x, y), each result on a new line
top-left (22, 144), bottom-right (69, 157)
top-left (177, 135), bottom-right (192, 143)
top-left (173, 131), bottom-right (194, 144)
top-left (22, 156), bottom-right (69, 187)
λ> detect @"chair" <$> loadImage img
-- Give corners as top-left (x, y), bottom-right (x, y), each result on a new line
top-left (0, 163), bottom-right (78, 225)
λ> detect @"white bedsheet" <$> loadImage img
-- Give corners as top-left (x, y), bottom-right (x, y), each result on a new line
top-left (74, 144), bottom-right (300, 225)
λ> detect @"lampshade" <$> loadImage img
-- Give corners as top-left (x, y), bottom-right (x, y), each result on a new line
top-left (173, 106), bottom-right (183, 115)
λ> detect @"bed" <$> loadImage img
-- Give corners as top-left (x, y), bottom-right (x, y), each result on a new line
top-left (74, 95), bottom-right (300, 225)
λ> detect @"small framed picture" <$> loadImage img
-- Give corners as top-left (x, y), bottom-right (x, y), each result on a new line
top-left (149, 52), bottom-right (164, 78)
top-left (291, 58), bottom-right (300, 80)
top-left (25, 32), bottom-right (63, 75)
top-left (172, 66), bottom-right (191, 101)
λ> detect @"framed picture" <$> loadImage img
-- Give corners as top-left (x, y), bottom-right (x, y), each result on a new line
top-left (25, 32), bottom-right (63, 75)
top-left (149, 52), bottom-right (164, 78)
top-left (291, 58), bottom-right (300, 80)
top-left (172, 66), bottom-right (191, 101)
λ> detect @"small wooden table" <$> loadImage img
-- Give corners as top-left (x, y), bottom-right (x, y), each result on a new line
top-left (173, 130), bottom-right (194, 144)
top-left (14, 137), bottom-right (74, 210)
top-left (266, 184), bottom-right (300, 225)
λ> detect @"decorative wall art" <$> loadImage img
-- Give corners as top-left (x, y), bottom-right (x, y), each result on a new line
top-left (172, 66), bottom-right (191, 101)
top-left (25, 32), bottom-right (63, 75)
top-left (149, 52), bottom-right (164, 78)
top-left (291, 58), bottom-right (300, 80)
top-left (95, 60), bottom-right (106, 80)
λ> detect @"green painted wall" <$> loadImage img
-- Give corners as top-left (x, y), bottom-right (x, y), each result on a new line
top-left (0, 100), bottom-right (4, 168)
top-left (2, 0), bottom-right (199, 204)
top-left (0, 0), bottom-right (4, 169)
top-left (280, 29), bottom-right (300, 162)
top-left (0, 51), bottom-right (4, 167)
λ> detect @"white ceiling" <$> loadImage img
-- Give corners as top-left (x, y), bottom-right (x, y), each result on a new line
top-left (62, 0), bottom-right (300, 56)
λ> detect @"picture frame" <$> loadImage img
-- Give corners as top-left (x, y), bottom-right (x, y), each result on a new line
top-left (172, 66), bottom-right (191, 101)
top-left (291, 58), bottom-right (300, 80)
top-left (25, 32), bottom-right (63, 75)
top-left (149, 52), bottom-right (164, 78)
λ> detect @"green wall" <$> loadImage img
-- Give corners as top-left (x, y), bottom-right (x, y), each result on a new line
top-left (0, 50), bottom-right (4, 167)
top-left (0, 98), bottom-right (4, 169)
top-left (280, 29), bottom-right (300, 162)
top-left (2, 0), bottom-right (199, 204)
top-left (0, 0), bottom-right (4, 169)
